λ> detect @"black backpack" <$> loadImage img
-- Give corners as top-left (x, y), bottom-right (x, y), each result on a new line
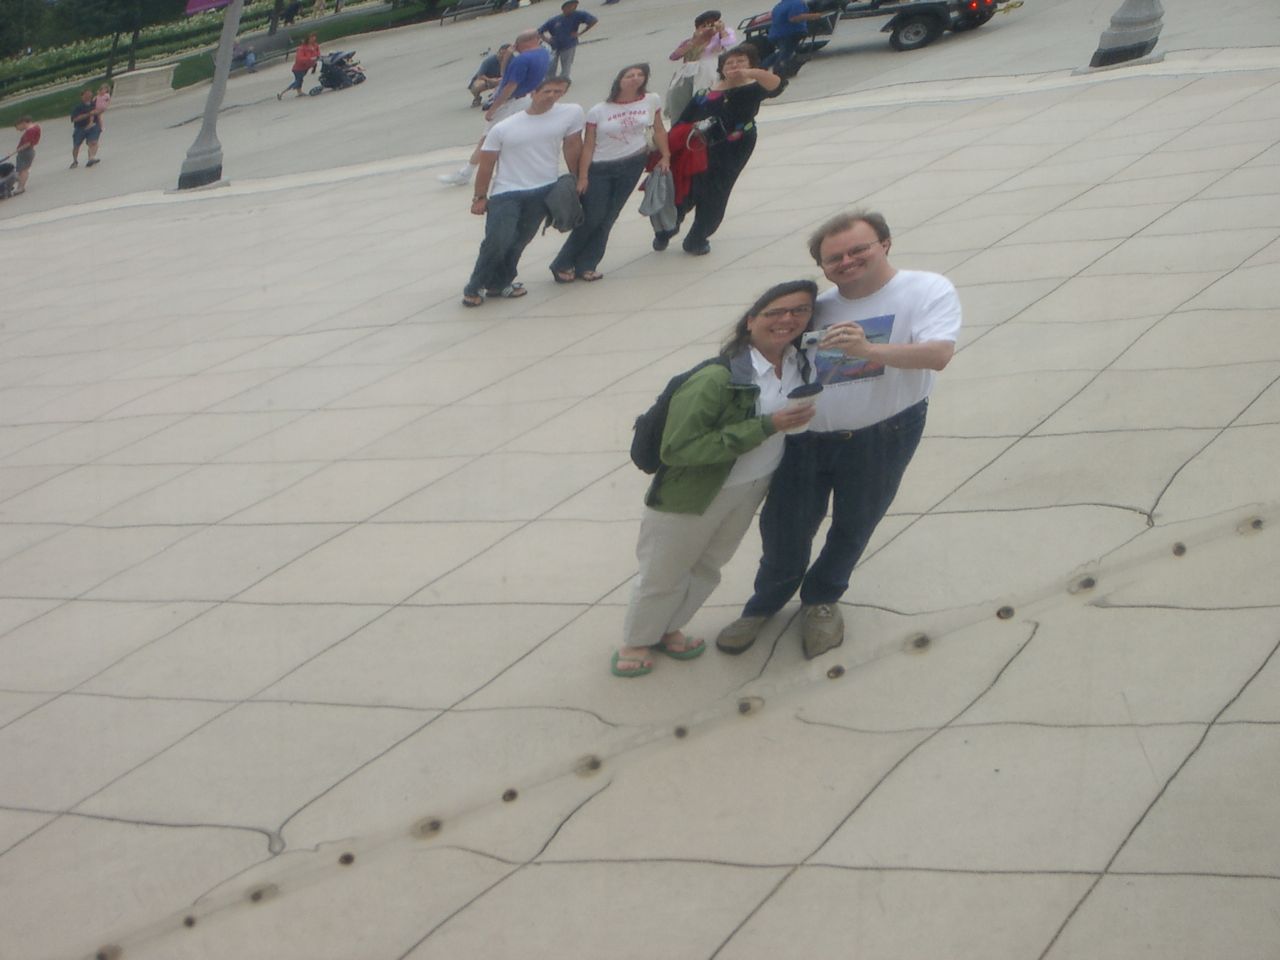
top-left (630, 357), bottom-right (730, 474)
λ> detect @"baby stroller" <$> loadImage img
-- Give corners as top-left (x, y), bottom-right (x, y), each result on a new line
top-left (0, 161), bottom-right (16, 200)
top-left (309, 51), bottom-right (366, 95)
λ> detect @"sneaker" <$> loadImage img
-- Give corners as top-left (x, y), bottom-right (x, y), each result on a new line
top-left (277, 92), bottom-right (283, 100)
top-left (716, 616), bottom-right (767, 655)
top-left (437, 170), bottom-right (471, 186)
top-left (683, 240), bottom-right (711, 256)
top-left (801, 604), bottom-right (844, 660)
top-left (85, 158), bottom-right (99, 167)
top-left (69, 160), bottom-right (79, 168)
top-left (652, 234), bottom-right (670, 252)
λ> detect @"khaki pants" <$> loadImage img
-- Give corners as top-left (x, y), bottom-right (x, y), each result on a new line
top-left (622, 475), bottom-right (771, 649)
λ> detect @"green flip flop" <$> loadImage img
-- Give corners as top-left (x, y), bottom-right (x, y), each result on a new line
top-left (657, 636), bottom-right (706, 661)
top-left (612, 650), bottom-right (654, 678)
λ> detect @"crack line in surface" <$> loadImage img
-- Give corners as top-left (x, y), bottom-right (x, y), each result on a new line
top-left (1034, 633), bottom-right (1280, 960)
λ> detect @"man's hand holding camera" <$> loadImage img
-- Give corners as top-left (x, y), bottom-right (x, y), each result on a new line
top-left (821, 321), bottom-right (873, 360)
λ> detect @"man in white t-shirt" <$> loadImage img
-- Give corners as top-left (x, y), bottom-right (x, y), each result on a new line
top-left (462, 76), bottom-right (584, 306)
top-left (717, 210), bottom-right (962, 659)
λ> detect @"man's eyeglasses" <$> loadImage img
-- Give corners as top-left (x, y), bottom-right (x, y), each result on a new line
top-left (759, 305), bottom-right (814, 320)
top-left (821, 240), bottom-right (887, 267)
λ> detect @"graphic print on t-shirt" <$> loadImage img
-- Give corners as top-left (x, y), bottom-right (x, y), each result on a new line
top-left (815, 314), bottom-right (894, 385)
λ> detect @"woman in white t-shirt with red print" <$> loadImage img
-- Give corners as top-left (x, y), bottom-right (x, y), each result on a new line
top-left (549, 63), bottom-right (671, 283)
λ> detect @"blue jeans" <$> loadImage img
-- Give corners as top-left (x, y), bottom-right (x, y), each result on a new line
top-left (742, 399), bottom-right (928, 617)
top-left (763, 33), bottom-right (803, 70)
top-left (465, 185), bottom-right (551, 297)
top-left (551, 152), bottom-right (646, 275)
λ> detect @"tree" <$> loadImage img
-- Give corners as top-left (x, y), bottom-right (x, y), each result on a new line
top-left (0, 0), bottom-right (51, 58)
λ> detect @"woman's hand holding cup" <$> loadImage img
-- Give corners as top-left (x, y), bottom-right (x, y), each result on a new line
top-left (771, 401), bottom-right (816, 433)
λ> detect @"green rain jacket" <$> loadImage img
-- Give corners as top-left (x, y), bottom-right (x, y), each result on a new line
top-left (644, 349), bottom-right (782, 515)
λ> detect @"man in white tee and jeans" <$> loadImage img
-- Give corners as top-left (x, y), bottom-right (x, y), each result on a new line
top-left (717, 210), bottom-right (962, 659)
top-left (463, 76), bottom-right (584, 306)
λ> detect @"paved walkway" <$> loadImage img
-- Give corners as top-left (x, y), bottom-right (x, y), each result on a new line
top-left (1, 4), bottom-right (1279, 959)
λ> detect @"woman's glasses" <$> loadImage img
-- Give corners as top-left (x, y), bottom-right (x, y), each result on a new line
top-left (760, 305), bottom-right (814, 320)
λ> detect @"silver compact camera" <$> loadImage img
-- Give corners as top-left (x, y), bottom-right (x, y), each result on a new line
top-left (799, 331), bottom-right (824, 348)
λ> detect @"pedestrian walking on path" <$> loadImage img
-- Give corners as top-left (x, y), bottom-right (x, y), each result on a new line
top-left (539, 0), bottom-right (597, 80)
top-left (9, 116), bottom-right (39, 195)
top-left (613, 280), bottom-right (819, 677)
top-left (440, 30), bottom-right (553, 187)
top-left (278, 33), bottom-right (321, 99)
top-left (654, 44), bottom-right (783, 256)
top-left (666, 10), bottom-right (737, 123)
top-left (716, 210), bottom-right (961, 661)
top-left (549, 63), bottom-right (669, 283)
top-left (69, 89), bottom-right (101, 168)
top-left (461, 76), bottom-right (584, 307)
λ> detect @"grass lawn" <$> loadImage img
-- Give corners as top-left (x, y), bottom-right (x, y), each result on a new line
top-left (0, 4), bottom-right (437, 128)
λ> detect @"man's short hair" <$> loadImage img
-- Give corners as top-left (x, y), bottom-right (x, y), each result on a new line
top-left (561, 0), bottom-right (577, 7)
top-left (807, 210), bottom-right (892, 264)
top-left (535, 76), bottom-right (571, 91)
top-left (17, 115), bottom-right (32, 125)
top-left (694, 9), bottom-right (721, 27)
top-left (515, 28), bottom-right (541, 45)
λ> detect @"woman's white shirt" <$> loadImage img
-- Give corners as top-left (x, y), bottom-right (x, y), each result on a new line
top-left (587, 92), bottom-right (661, 163)
top-left (723, 345), bottom-right (804, 488)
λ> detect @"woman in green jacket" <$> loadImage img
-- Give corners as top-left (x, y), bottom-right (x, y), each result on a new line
top-left (614, 280), bottom-right (818, 677)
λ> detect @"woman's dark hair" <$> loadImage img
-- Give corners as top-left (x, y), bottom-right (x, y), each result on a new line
top-left (721, 279), bottom-right (819, 359)
top-left (717, 42), bottom-right (760, 78)
top-left (607, 63), bottom-right (650, 102)
top-left (694, 9), bottom-right (721, 27)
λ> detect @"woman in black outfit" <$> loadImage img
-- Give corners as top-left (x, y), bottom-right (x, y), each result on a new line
top-left (654, 43), bottom-right (785, 256)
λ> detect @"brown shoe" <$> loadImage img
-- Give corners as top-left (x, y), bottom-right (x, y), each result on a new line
top-left (716, 616), bottom-right (767, 655)
top-left (801, 604), bottom-right (844, 660)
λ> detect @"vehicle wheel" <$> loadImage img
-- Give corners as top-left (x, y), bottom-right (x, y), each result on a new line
top-left (952, 9), bottom-right (996, 31)
top-left (308, 85), bottom-right (322, 96)
top-left (889, 14), bottom-right (944, 51)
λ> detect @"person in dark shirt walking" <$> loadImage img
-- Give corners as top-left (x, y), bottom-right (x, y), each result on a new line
top-left (69, 89), bottom-right (101, 168)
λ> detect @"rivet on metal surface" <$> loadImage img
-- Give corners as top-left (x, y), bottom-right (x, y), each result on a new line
top-left (575, 754), bottom-right (603, 776)
top-left (673, 725), bottom-right (688, 738)
top-left (996, 605), bottom-right (1015, 620)
top-left (1172, 542), bottom-right (1187, 556)
top-left (412, 817), bottom-right (443, 839)
top-left (907, 633), bottom-right (931, 652)
top-left (826, 664), bottom-right (845, 679)
top-left (183, 916), bottom-right (196, 928)
top-left (502, 788), bottom-right (518, 802)
top-left (247, 884), bottom-right (278, 904)
top-left (338, 852), bottom-right (355, 866)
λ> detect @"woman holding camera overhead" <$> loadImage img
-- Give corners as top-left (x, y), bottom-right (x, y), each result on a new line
top-left (653, 43), bottom-right (784, 257)
top-left (666, 10), bottom-right (738, 123)
top-left (612, 280), bottom-right (817, 678)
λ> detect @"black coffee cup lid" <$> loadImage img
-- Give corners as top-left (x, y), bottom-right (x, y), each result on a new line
top-left (788, 383), bottom-right (823, 399)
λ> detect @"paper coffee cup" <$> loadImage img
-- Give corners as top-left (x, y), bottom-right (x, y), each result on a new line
top-left (782, 383), bottom-right (823, 433)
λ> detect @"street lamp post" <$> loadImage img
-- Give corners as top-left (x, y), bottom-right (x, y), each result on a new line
top-left (177, 0), bottom-right (246, 190)
top-left (1090, 0), bottom-right (1164, 69)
